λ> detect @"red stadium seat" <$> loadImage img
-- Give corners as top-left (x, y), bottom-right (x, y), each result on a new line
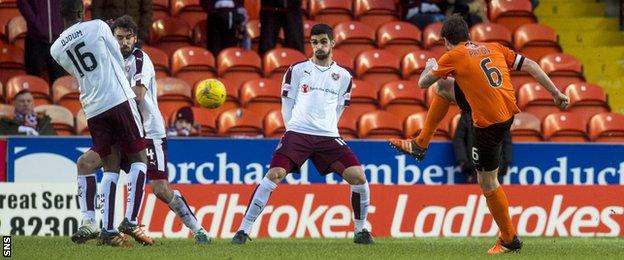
top-left (52, 76), bottom-right (81, 115)
top-left (192, 19), bottom-right (207, 46)
top-left (152, 0), bottom-right (171, 21)
top-left (217, 47), bottom-right (262, 90)
top-left (156, 77), bottom-right (193, 119)
top-left (6, 75), bottom-right (50, 105)
top-left (469, 22), bottom-right (512, 48)
top-left (245, 0), bottom-right (260, 20)
top-left (543, 112), bottom-right (589, 142)
top-left (75, 109), bottom-right (89, 136)
top-left (34, 105), bottom-right (74, 135)
top-left (565, 83), bottom-right (609, 122)
top-left (142, 45), bottom-right (170, 78)
top-left (422, 22), bottom-right (445, 57)
top-left (217, 108), bottom-right (264, 137)
top-left (171, 46), bottom-right (216, 87)
top-left (193, 78), bottom-right (239, 116)
top-left (171, 0), bottom-right (206, 29)
top-left (190, 106), bottom-right (218, 136)
top-left (539, 53), bottom-right (584, 90)
top-left (377, 21), bottom-right (422, 58)
top-left (0, 43), bottom-right (25, 85)
top-left (517, 82), bottom-right (560, 121)
top-left (379, 80), bottom-right (427, 120)
top-left (239, 78), bottom-right (282, 118)
top-left (150, 17), bottom-right (192, 56)
top-left (0, 103), bottom-right (13, 117)
top-left (510, 72), bottom-right (535, 92)
top-left (401, 50), bottom-right (437, 81)
top-left (0, 6), bottom-right (20, 43)
top-left (510, 112), bottom-right (542, 142)
top-left (354, 0), bottom-right (398, 30)
top-left (263, 109), bottom-right (285, 138)
top-left (349, 79), bottom-right (379, 115)
top-left (309, 0), bottom-right (353, 27)
top-left (338, 108), bottom-right (362, 139)
top-left (303, 19), bottom-right (319, 56)
top-left (358, 110), bottom-right (403, 139)
top-left (7, 16), bottom-right (25, 49)
top-left (488, 0), bottom-right (537, 32)
top-left (334, 21), bottom-right (376, 57)
top-left (589, 112), bottom-right (624, 142)
top-left (355, 49), bottom-right (401, 90)
top-left (514, 23), bottom-right (561, 61)
top-left (331, 48), bottom-right (355, 73)
top-left (263, 48), bottom-right (307, 80)
top-left (403, 111), bottom-right (453, 141)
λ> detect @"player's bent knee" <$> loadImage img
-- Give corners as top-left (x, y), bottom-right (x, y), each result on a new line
top-left (77, 152), bottom-right (101, 175)
top-left (266, 167), bottom-right (287, 183)
top-left (343, 166), bottom-right (366, 185)
top-left (435, 79), bottom-right (455, 102)
top-left (151, 180), bottom-right (174, 202)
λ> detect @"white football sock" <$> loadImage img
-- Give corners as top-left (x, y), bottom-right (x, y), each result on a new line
top-left (100, 172), bottom-right (119, 232)
top-left (168, 190), bottom-right (202, 233)
top-left (78, 174), bottom-right (97, 225)
top-left (351, 181), bottom-right (370, 233)
top-left (125, 162), bottom-right (147, 224)
top-left (239, 177), bottom-right (277, 234)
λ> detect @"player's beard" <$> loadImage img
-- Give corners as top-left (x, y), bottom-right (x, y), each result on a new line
top-left (314, 50), bottom-right (330, 61)
top-left (121, 46), bottom-right (133, 58)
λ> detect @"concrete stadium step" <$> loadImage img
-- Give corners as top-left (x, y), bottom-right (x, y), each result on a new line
top-left (540, 17), bottom-right (620, 32)
top-left (595, 77), bottom-right (624, 114)
top-left (557, 31), bottom-right (624, 46)
top-left (564, 46), bottom-right (624, 62)
top-left (535, 2), bottom-right (605, 17)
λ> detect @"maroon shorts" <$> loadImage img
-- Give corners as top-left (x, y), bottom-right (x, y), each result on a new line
top-left (87, 101), bottom-right (146, 157)
top-left (120, 138), bottom-right (168, 181)
top-left (270, 131), bottom-right (361, 175)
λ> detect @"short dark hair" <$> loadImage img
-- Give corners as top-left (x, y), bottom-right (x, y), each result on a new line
top-left (310, 24), bottom-right (334, 40)
top-left (111, 15), bottom-right (139, 36)
top-left (14, 89), bottom-right (32, 99)
top-left (440, 14), bottom-right (470, 45)
top-left (60, 0), bottom-right (83, 20)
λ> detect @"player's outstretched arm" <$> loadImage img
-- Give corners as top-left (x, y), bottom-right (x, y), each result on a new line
top-left (520, 58), bottom-right (569, 110)
top-left (418, 58), bottom-right (441, 88)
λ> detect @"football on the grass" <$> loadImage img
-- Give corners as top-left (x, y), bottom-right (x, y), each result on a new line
top-left (195, 79), bottom-right (226, 109)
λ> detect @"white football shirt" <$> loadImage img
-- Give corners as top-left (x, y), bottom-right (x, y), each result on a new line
top-left (124, 48), bottom-right (166, 139)
top-left (281, 60), bottom-right (352, 137)
top-left (50, 20), bottom-right (136, 119)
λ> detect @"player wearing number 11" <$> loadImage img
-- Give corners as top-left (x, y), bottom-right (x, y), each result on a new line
top-left (389, 14), bottom-right (569, 254)
top-left (51, 0), bottom-right (147, 247)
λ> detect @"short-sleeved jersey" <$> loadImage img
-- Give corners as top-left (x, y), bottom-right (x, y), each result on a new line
top-left (281, 60), bottom-right (352, 137)
top-left (432, 41), bottom-right (523, 128)
top-left (124, 48), bottom-right (166, 139)
top-left (51, 20), bottom-right (136, 119)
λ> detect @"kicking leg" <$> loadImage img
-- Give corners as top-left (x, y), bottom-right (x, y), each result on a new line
top-left (389, 78), bottom-right (455, 160)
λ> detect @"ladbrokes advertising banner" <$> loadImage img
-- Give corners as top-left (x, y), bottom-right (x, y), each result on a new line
top-left (1, 184), bottom-right (622, 237)
top-left (6, 137), bottom-right (624, 185)
top-left (138, 184), bottom-right (624, 238)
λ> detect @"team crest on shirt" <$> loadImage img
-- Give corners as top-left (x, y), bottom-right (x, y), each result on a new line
top-left (301, 84), bottom-right (309, 93)
top-left (331, 73), bottom-right (340, 81)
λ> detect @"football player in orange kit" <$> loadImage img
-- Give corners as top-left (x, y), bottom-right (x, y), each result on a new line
top-left (389, 14), bottom-right (569, 254)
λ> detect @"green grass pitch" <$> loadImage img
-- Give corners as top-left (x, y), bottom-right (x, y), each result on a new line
top-left (8, 236), bottom-right (624, 259)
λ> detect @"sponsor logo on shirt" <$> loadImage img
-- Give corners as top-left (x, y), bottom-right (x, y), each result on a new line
top-left (301, 84), bottom-right (309, 93)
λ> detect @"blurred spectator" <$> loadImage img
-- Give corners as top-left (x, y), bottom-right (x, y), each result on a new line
top-left (447, 0), bottom-right (487, 26)
top-left (401, 0), bottom-right (448, 29)
top-left (452, 112), bottom-right (511, 183)
top-left (0, 90), bottom-right (56, 136)
top-left (200, 0), bottom-right (249, 56)
top-left (17, 0), bottom-right (66, 84)
top-left (258, 0), bottom-right (304, 56)
top-left (91, 0), bottom-right (152, 43)
top-left (167, 107), bottom-right (201, 137)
